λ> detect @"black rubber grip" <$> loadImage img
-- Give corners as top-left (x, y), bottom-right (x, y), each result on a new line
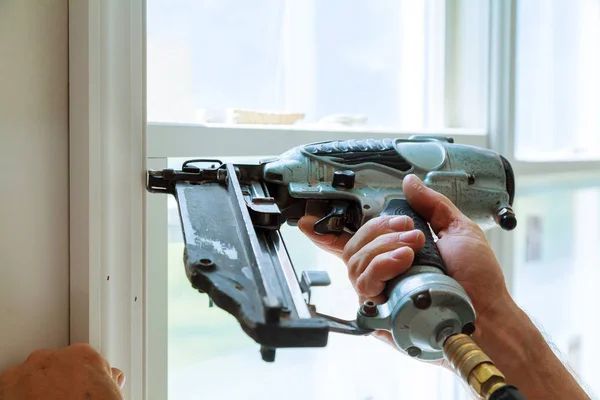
top-left (489, 385), bottom-right (528, 400)
top-left (303, 139), bottom-right (413, 172)
top-left (380, 198), bottom-right (446, 273)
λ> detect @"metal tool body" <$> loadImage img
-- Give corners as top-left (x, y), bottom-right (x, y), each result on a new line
top-left (146, 136), bottom-right (517, 363)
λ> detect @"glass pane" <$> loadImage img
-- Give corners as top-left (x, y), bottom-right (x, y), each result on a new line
top-left (165, 157), bottom-right (467, 400)
top-left (511, 176), bottom-right (600, 397)
top-left (514, 0), bottom-right (600, 161)
top-left (146, 0), bottom-right (485, 131)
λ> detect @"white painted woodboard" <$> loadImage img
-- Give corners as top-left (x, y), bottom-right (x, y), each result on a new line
top-left (0, 0), bottom-right (69, 371)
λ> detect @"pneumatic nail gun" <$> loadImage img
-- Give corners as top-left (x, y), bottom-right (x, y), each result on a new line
top-left (147, 136), bottom-right (524, 399)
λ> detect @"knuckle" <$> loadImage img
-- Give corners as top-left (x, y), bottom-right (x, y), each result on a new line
top-left (29, 349), bottom-right (47, 358)
top-left (347, 268), bottom-right (357, 285)
top-left (68, 342), bottom-right (97, 354)
top-left (383, 231), bottom-right (410, 247)
top-left (367, 232), bottom-right (394, 248)
top-left (342, 238), bottom-right (362, 263)
top-left (395, 215), bottom-right (413, 230)
top-left (343, 216), bottom-right (397, 262)
top-left (368, 215), bottom-right (392, 227)
top-left (354, 275), bottom-right (370, 297)
top-left (0, 366), bottom-right (19, 383)
top-left (25, 349), bottom-right (53, 364)
top-left (371, 253), bottom-right (388, 271)
top-left (450, 217), bottom-right (481, 235)
top-left (372, 252), bottom-right (397, 272)
top-left (346, 253), bottom-right (361, 282)
top-left (66, 343), bottom-right (108, 367)
top-left (341, 246), bottom-right (353, 264)
top-left (374, 251), bottom-right (393, 264)
top-left (362, 216), bottom-right (394, 235)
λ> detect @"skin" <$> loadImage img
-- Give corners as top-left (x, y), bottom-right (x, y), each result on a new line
top-left (0, 343), bottom-right (125, 400)
top-left (298, 174), bottom-right (590, 400)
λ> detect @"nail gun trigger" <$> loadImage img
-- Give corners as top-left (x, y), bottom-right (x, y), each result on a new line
top-left (313, 202), bottom-right (348, 235)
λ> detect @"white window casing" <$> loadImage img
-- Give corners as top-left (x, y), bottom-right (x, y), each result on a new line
top-left (145, 157), bottom-right (168, 400)
top-left (69, 1), bottom-right (147, 400)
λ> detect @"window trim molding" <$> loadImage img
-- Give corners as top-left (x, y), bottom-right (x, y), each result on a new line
top-left (69, 1), bottom-right (147, 399)
top-left (485, 0), bottom-right (518, 292)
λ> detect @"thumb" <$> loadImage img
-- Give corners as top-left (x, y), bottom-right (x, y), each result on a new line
top-left (402, 174), bottom-right (469, 236)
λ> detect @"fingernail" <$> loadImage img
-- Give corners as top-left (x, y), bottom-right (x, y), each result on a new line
top-left (399, 230), bottom-right (421, 242)
top-left (388, 216), bottom-right (408, 230)
top-left (411, 174), bottom-right (422, 182)
top-left (391, 247), bottom-right (411, 260)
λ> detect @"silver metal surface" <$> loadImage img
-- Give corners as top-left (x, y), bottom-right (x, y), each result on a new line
top-left (225, 163), bottom-right (284, 310)
top-left (268, 230), bottom-right (312, 319)
top-left (396, 141), bottom-right (447, 170)
top-left (356, 267), bottom-right (476, 361)
top-left (262, 138), bottom-right (512, 231)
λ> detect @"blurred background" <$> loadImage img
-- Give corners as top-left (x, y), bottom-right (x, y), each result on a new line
top-left (145, 1), bottom-right (600, 399)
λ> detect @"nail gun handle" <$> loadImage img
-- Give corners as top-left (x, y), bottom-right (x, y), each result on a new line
top-left (380, 199), bottom-right (446, 274)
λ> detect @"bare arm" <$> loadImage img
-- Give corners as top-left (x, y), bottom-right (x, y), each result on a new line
top-left (475, 294), bottom-right (589, 399)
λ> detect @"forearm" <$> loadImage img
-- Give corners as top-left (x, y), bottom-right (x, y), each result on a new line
top-left (473, 294), bottom-right (589, 400)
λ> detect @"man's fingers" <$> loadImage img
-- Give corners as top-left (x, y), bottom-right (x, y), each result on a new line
top-left (355, 247), bottom-right (415, 298)
top-left (111, 368), bottom-right (126, 389)
top-left (347, 230), bottom-right (424, 281)
top-left (24, 349), bottom-right (54, 365)
top-left (64, 343), bottom-right (112, 373)
top-left (342, 215), bottom-right (414, 263)
top-left (371, 330), bottom-right (395, 346)
top-left (402, 174), bottom-right (471, 236)
top-left (297, 215), bottom-right (352, 255)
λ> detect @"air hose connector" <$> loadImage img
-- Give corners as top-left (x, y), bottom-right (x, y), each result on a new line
top-left (443, 334), bottom-right (507, 399)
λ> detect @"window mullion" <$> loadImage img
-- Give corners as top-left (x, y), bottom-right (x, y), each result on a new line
top-left (485, 0), bottom-right (517, 294)
top-left (145, 157), bottom-right (169, 400)
top-left (487, 0), bottom-right (516, 159)
top-left (445, 0), bottom-right (491, 130)
top-left (424, 0), bottom-right (447, 129)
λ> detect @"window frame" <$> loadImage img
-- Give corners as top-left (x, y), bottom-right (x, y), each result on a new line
top-left (486, 0), bottom-right (600, 287)
top-left (69, 0), bottom-right (147, 399)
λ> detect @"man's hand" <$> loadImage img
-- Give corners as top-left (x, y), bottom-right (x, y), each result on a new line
top-left (0, 343), bottom-right (125, 400)
top-left (298, 174), bottom-right (511, 338)
top-left (298, 174), bottom-right (591, 400)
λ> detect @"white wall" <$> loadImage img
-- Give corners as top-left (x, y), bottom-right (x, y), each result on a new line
top-left (0, 0), bottom-right (69, 370)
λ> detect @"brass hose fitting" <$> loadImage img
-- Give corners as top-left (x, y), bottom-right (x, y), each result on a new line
top-left (443, 334), bottom-right (506, 399)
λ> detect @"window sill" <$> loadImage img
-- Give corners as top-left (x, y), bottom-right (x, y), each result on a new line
top-left (147, 122), bottom-right (488, 158)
